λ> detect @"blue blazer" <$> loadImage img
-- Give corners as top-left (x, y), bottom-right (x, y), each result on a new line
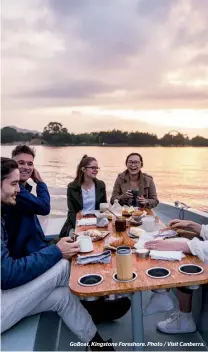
top-left (1, 182), bottom-right (62, 290)
top-left (5, 182), bottom-right (51, 258)
top-left (1, 215), bottom-right (62, 290)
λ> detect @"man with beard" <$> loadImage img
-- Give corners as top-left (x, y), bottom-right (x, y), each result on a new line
top-left (1, 157), bottom-right (116, 350)
top-left (5, 145), bottom-right (130, 323)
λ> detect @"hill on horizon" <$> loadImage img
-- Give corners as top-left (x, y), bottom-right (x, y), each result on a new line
top-left (9, 125), bottom-right (41, 135)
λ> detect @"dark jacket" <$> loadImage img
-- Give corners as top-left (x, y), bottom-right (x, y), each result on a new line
top-left (110, 170), bottom-right (159, 209)
top-left (5, 182), bottom-right (51, 258)
top-left (1, 210), bottom-right (62, 290)
top-left (60, 179), bottom-right (107, 237)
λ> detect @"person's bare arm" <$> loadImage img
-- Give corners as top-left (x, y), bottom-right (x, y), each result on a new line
top-left (169, 219), bottom-right (202, 234)
top-left (145, 239), bottom-right (191, 253)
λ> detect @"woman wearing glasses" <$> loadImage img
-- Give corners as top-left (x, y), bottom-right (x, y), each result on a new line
top-left (60, 155), bottom-right (106, 236)
top-left (110, 152), bottom-right (159, 209)
top-left (60, 155), bottom-right (131, 324)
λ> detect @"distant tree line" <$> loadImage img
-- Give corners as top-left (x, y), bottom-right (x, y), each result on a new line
top-left (1, 122), bottom-right (208, 147)
top-left (1, 127), bottom-right (40, 144)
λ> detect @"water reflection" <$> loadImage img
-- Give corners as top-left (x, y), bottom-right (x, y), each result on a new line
top-left (2, 145), bottom-right (208, 214)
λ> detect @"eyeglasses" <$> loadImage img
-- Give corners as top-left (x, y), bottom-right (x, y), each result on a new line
top-left (85, 167), bottom-right (100, 171)
top-left (127, 161), bottom-right (141, 166)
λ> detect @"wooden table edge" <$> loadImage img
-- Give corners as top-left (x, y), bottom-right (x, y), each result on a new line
top-left (70, 278), bottom-right (208, 298)
top-left (70, 210), bottom-right (208, 298)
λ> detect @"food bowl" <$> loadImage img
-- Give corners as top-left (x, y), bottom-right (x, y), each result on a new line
top-left (132, 210), bottom-right (146, 221)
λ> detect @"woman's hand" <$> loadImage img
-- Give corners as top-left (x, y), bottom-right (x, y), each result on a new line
top-left (137, 195), bottom-right (148, 206)
top-left (124, 190), bottom-right (133, 199)
top-left (145, 240), bottom-right (191, 253)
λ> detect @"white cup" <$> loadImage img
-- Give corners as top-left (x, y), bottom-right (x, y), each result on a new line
top-left (142, 216), bottom-right (156, 232)
top-left (77, 236), bottom-right (93, 253)
top-left (99, 203), bottom-right (109, 213)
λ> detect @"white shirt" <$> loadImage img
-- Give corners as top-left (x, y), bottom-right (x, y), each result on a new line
top-left (188, 225), bottom-right (208, 263)
top-left (82, 185), bottom-right (96, 211)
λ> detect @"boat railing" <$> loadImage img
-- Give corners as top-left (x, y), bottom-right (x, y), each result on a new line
top-left (174, 200), bottom-right (191, 220)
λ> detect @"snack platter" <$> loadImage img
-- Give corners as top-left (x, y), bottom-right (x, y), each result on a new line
top-left (75, 230), bottom-right (110, 241)
top-left (122, 207), bottom-right (145, 217)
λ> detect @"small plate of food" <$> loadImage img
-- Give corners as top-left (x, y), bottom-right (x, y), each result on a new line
top-left (122, 206), bottom-right (135, 217)
top-left (128, 227), bottom-right (144, 239)
top-left (108, 236), bottom-right (136, 249)
top-left (127, 210), bottom-right (147, 224)
top-left (132, 210), bottom-right (146, 219)
top-left (75, 229), bottom-right (110, 241)
top-left (127, 216), bottom-right (142, 226)
top-left (122, 207), bottom-right (146, 218)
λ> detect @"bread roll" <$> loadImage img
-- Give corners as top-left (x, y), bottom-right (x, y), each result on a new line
top-left (129, 227), bottom-right (143, 237)
top-left (132, 210), bottom-right (143, 216)
top-left (110, 238), bottom-right (124, 248)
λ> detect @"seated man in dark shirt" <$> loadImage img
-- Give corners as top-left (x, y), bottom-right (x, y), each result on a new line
top-left (1, 157), bottom-right (114, 350)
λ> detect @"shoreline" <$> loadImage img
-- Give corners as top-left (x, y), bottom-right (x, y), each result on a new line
top-left (1, 143), bottom-right (208, 148)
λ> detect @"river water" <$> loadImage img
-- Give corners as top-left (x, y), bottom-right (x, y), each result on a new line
top-left (1, 145), bottom-right (208, 216)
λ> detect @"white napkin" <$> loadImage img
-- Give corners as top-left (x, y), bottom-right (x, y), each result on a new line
top-left (77, 250), bottom-right (111, 265)
top-left (150, 250), bottom-right (185, 261)
top-left (77, 218), bottom-right (97, 226)
top-left (81, 210), bottom-right (100, 216)
top-left (134, 232), bottom-right (163, 250)
top-left (153, 229), bottom-right (178, 239)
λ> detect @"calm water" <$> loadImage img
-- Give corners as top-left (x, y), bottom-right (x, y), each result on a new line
top-left (1, 146), bottom-right (208, 216)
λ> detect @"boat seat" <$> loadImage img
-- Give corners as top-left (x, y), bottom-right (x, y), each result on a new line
top-left (1, 312), bottom-right (61, 351)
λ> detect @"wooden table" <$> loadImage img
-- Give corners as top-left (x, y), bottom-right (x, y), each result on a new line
top-left (69, 210), bottom-right (208, 350)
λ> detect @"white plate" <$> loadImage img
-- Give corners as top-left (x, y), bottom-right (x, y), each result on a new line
top-left (76, 230), bottom-right (110, 241)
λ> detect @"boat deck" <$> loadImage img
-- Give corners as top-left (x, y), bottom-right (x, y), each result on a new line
top-left (58, 289), bottom-right (206, 351)
top-left (2, 203), bottom-right (208, 351)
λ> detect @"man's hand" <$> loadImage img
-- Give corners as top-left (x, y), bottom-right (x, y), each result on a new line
top-left (31, 168), bottom-right (43, 183)
top-left (145, 239), bottom-right (190, 253)
top-left (56, 237), bottom-right (80, 259)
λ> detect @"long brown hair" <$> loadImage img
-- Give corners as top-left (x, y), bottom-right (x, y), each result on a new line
top-left (74, 155), bottom-right (97, 184)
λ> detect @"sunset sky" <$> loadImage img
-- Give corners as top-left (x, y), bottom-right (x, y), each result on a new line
top-left (2, 0), bottom-right (208, 137)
